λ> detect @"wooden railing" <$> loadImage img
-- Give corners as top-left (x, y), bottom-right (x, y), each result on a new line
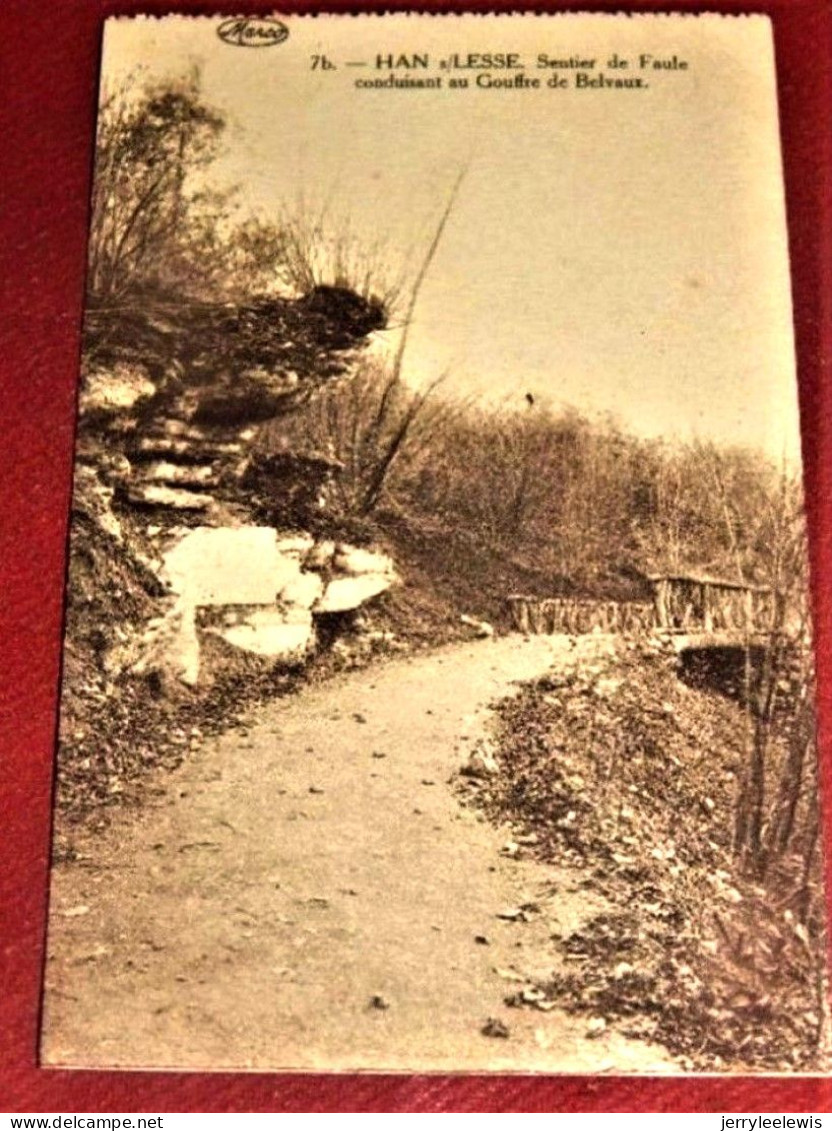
top-left (507, 573), bottom-right (773, 637)
top-left (506, 595), bottom-right (654, 635)
top-left (646, 573), bottom-right (773, 634)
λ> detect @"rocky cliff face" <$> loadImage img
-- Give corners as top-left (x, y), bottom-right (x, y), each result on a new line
top-left (74, 286), bottom-right (398, 678)
top-left (106, 526), bottom-right (398, 687)
top-left (79, 286), bottom-right (385, 521)
top-left (58, 284), bottom-right (400, 826)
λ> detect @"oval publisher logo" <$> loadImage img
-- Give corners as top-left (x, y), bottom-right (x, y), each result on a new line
top-left (217, 16), bottom-right (289, 48)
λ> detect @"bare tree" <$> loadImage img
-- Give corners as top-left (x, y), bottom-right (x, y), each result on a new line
top-left (270, 171), bottom-right (467, 518)
top-left (274, 198), bottom-right (405, 311)
top-left (706, 446), bottom-right (815, 881)
top-left (88, 71), bottom-right (227, 303)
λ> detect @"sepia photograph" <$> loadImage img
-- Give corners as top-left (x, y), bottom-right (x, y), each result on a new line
top-left (40, 12), bottom-right (829, 1074)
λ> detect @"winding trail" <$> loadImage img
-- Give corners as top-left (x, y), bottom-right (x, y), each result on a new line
top-left (43, 636), bottom-right (673, 1072)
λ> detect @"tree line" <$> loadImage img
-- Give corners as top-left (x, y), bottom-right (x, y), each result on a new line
top-left (271, 360), bottom-right (800, 598)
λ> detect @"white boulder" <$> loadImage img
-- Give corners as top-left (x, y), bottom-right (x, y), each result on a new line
top-left (213, 608), bottom-right (314, 662)
top-left (333, 545), bottom-right (395, 577)
top-left (162, 526), bottom-right (300, 606)
top-left (280, 571), bottom-right (324, 610)
top-left (80, 363), bottom-right (156, 414)
top-left (315, 574), bottom-right (393, 614)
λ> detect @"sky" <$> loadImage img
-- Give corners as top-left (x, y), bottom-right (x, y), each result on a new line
top-left (101, 13), bottom-right (802, 463)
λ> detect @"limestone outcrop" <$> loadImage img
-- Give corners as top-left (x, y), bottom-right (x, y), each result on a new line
top-left (79, 362), bottom-right (156, 419)
top-left (101, 522), bottom-right (398, 686)
top-left (68, 282), bottom-right (398, 690)
top-left (59, 282), bottom-right (399, 825)
top-left (78, 286), bottom-right (385, 525)
top-left (316, 573), bottom-right (395, 614)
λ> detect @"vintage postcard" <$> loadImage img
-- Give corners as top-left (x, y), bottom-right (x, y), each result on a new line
top-left (41, 12), bottom-right (829, 1073)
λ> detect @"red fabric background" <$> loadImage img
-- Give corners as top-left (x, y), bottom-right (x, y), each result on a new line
top-left (1, 0), bottom-right (831, 1112)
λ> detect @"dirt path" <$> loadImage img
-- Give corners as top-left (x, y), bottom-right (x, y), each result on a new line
top-left (42, 636), bottom-right (674, 1072)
